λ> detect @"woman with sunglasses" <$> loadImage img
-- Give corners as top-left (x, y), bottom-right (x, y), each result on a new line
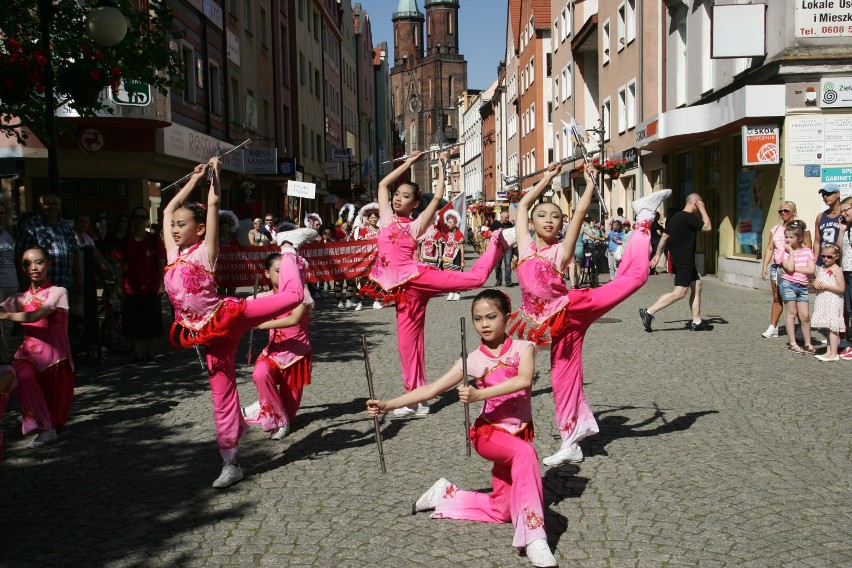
top-left (760, 202), bottom-right (811, 339)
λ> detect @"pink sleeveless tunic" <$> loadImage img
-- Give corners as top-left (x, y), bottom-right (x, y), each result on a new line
top-left (2, 285), bottom-right (73, 372)
top-left (361, 203), bottom-right (425, 302)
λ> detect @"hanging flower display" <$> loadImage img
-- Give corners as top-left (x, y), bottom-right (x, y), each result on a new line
top-left (56, 43), bottom-right (122, 105)
top-left (574, 158), bottom-right (629, 179)
top-left (0, 38), bottom-right (48, 104)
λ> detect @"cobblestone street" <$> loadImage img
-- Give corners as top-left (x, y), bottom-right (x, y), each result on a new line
top-left (1, 271), bottom-right (849, 567)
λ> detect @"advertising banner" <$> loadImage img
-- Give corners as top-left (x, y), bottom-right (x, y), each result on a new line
top-left (741, 125), bottom-right (780, 165)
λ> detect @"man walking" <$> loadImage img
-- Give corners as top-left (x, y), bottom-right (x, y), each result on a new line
top-left (490, 209), bottom-right (515, 286)
top-left (639, 193), bottom-right (712, 332)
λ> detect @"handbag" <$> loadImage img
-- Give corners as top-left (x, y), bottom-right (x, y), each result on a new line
top-left (613, 244), bottom-right (624, 262)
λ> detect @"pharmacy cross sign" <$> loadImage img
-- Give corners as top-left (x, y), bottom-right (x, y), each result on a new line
top-left (108, 80), bottom-right (152, 107)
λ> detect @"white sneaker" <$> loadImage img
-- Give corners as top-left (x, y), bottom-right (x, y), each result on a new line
top-left (276, 228), bottom-right (318, 250)
top-left (761, 325), bottom-right (779, 339)
top-left (454, 293), bottom-right (461, 301)
top-left (632, 189), bottom-right (672, 222)
top-left (372, 301), bottom-right (383, 310)
top-left (446, 293), bottom-right (454, 301)
top-left (354, 302), bottom-right (363, 311)
top-left (337, 301), bottom-right (345, 309)
top-left (525, 538), bottom-right (558, 567)
top-left (28, 428), bottom-right (57, 448)
top-left (411, 478), bottom-right (452, 514)
top-left (212, 462), bottom-right (244, 488)
top-left (542, 442), bottom-right (583, 466)
top-left (415, 402), bottom-right (430, 417)
top-left (241, 401), bottom-right (261, 420)
top-left (345, 299), bottom-right (355, 309)
top-left (269, 421), bottom-right (290, 440)
top-left (393, 405), bottom-right (418, 417)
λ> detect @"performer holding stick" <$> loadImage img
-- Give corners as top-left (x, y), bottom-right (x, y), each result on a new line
top-left (459, 317), bottom-right (471, 457)
top-left (367, 289), bottom-right (556, 567)
top-left (361, 334), bottom-right (387, 474)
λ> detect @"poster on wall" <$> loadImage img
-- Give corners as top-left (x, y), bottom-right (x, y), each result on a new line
top-left (821, 166), bottom-right (852, 200)
top-left (736, 169), bottom-right (764, 254)
top-left (788, 141), bottom-right (825, 165)
top-left (795, 4), bottom-right (852, 38)
top-left (741, 125), bottom-right (780, 165)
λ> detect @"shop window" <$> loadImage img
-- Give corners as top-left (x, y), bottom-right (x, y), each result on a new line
top-left (732, 141), bottom-right (766, 258)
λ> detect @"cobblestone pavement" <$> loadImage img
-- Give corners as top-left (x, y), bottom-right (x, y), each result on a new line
top-left (1, 267), bottom-right (849, 567)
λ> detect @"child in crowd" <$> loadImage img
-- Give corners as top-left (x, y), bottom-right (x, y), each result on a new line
top-left (509, 162), bottom-right (670, 466)
top-left (810, 243), bottom-right (846, 361)
top-left (162, 158), bottom-right (314, 488)
top-left (780, 220), bottom-right (816, 355)
top-left (367, 289), bottom-right (557, 568)
top-left (359, 150), bottom-right (514, 417)
top-left (606, 220), bottom-right (624, 277)
top-left (0, 246), bottom-right (75, 449)
top-left (243, 252), bottom-right (313, 438)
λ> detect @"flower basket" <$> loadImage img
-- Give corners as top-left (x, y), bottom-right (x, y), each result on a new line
top-left (56, 44), bottom-right (121, 108)
top-left (0, 38), bottom-right (47, 104)
top-left (576, 158), bottom-right (629, 179)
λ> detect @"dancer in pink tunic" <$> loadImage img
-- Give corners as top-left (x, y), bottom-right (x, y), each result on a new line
top-left (0, 365), bottom-right (16, 461)
top-left (243, 252), bottom-right (313, 439)
top-left (508, 163), bottom-right (671, 466)
top-left (163, 158), bottom-right (315, 488)
top-left (0, 246), bottom-right (75, 448)
top-left (359, 151), bottom-right (515, 416)
top-left (368, 289), bottom-right (557, 567)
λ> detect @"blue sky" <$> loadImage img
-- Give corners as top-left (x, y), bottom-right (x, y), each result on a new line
top-left (357, 0), bottom-right (509, 91)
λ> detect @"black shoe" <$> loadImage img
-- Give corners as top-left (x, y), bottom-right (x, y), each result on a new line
top-left (689, 320), bottom-right (713, 331)
top-left (639, 308), bottom-right (654, 332)
top-left (505, 282), bottom-right (514, 287)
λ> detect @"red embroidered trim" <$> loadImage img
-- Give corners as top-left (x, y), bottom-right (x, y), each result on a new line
top-left (169, 297), bottom-right (245, 349)
top-left (469, 416), bottom-right (535, 444)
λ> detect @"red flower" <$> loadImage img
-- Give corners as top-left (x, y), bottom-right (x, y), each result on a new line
top-left (3, 38), bottom-right (21, 50)
top-left (34, 52), bottom-right (47, 67)
top-left (95, 50), bottom-right (104, 60)
top-left (111, 66), bottom-right (121, 77)
top-left (89, 70), bottom-right (102, 81)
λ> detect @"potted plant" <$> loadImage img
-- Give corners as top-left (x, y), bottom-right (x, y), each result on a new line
top-left (506, 188), bottom-right (524, 203)
top-left (0, 38), bottom-right (47, 104)
top-left (597, 158), bottom-right (629, 179)
top-left (56, 43), bottom-right (121, 107)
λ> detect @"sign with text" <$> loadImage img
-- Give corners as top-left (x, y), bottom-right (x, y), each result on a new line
top-left (243, 148), bottom-right (278, 174)
top-left (795, 2), bottom-right (852, 38)
top-left (821, 77), bottom-right (852, 108)
top-left (741, 124), bottom-right (780, 165)
top-left (287, 180), bottom-right (316, 199)
top-left (331, 147), bottom-right (352, 162)
top-left (786, 114), bottom-right (852, 164)
top-left (822, 166), bottom-right (852, 199)
top-left (109, 80), bottom-right (151, 106)
top-left (299, 239), bottom-right (377, 283)
top-left (216, 245), bottom-right (277, 288)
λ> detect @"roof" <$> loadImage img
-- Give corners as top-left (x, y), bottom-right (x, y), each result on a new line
top-left (396, 0), bottom-right (422, 14)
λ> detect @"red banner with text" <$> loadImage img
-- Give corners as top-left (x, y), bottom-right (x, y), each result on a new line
top-left (216, 240), bottom-right (377, 287)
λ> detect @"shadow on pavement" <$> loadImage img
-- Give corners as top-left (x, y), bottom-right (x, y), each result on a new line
top-left (542, 464), bottom-right (588, 548)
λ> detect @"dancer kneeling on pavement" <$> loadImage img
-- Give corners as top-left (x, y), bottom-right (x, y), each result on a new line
top-left (243, 252), bottom-right (313, 438)
top-left (359, 150), bottom-right (515, 417)
top-left (508, 162), bottom-right (670, 467)
top-left (163, 158), bottom-right (314, 488)
top-left (367, 289), bottom-right (558, 568)
top-left (0, 246), bottom-right (76, 449)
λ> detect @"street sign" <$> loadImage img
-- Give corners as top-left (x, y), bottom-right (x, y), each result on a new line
top-left (323, 162), bottom-right (340, 176)
top-left (109, 80), bottom-right (152, 107)
top-left (287, 180), bottom-right (316, 199)
top-left (278, 157), bottom-right (297, 176)
top-left (78, 128), bottom-right (104, 154)
top-left (331, 147), bottom-right (351, 162)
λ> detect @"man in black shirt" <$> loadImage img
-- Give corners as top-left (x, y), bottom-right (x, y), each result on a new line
top-left (490, 210), bottom-right (515, 286)
top-left (639, 193), bottom-right (712, 331)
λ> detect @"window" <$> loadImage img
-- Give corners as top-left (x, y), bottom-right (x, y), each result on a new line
top-left (310, 129), bottom-right (315, 160)
top-left (554, 77), bottom-right (559, 107)
top-left (529, 56), bottom-right (534, 85)
top-left (448, 11), bottom-right (454, 35)
top-left (528, 17), bottom-right (533, 41)
top-left (246, 89), bottom-right (257, 131)
top-left (602, 19), bottom-right (610, 65)
top-left (313, 11), bottom-right (319, 41)
top-left (520, 70), bottom-right (525, 93)
top-left (617, 3), bottom-right (625, 52)
top-left (617, 86), bottom-right (627, 133)
top-left (701, 2), bottom-right (713, 93)
top-left (530, 149), bottom-right (536, 171)
top-left (263, 99), bottom-right (270, 137)
top-left (260, 7), bottom-right (268, 47)
top-left (547, 102), bottom-right (552, 124)
top-left (298, 0), bottom-right (304, 20)
top-left (427, 14), bottom-right (431, 36)
top-left (308, 61), bottom-right (313, 92)
top-left (245, 0), bottom-right (253, 34)
top-left (229, 0), bottom-right (237, 17)
top-left (561, 6), bottom-right (569, 42)
top-left (299, 51), bottom-right (305, 84)
top-left (316, 133), bottom-right (322, 162)
top-left (626, 80), bottom-right (636, 129)
top-left (230, 77), bottom-right (240, 122)
top-left (301, 125), bottom-right (307, 157)
top-left (414, 24), bottom-right (419, 48)
top-left (676, 20), bottom-right (687, 106)
top-left (181, 44), bottom-right (195, 103)
top-left (530, 103), bottom-right (535, 131)
top-left (626, 0), bottom-right (636, 44)
top-left (553, 20), bottom-right (558, 49)
top-left (448, 76), bottom-right (454, 102)
top-left (315, 69), bottom-right (320, 98)
top-left (280, 26), bottom-right (289, 86)
top-left (554, 133), bottom-right (560, 160)
top-left (602, 97), bottom-right (611, 141)
top-left (561, 66), bottom-right (571, 101)
top-left (208, 62), bottom-right (222, 115)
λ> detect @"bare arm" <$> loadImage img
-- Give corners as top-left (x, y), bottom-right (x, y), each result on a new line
top-left (516, 162), bottom-right (563, 253)
top-left (0, 304), bottom-right (55, 323)
top-left (649, 233), bottom-right (670, 268)
top-left (205, 157), bottom-right (222, 267)
top-left (697, 201), bottom-right (712, 232)
top-left (558, 164), bottom-right (597, 271)
top-left (812, 214), bottom-right (822, 254)
top-left (761, 230), bottom-right (776, 279)
top-left (254, 302), bottom-right (308, 330)
top-left (367, 363), bottom-right (465, 415)
top-left (458, 345), bottom-right (535, 403)
top-left (163, 163), bottom-right (208, 255)
top-left (416, 150), bottom-right (450, 238)
top-left (377, 151), bottom-right (424, 210)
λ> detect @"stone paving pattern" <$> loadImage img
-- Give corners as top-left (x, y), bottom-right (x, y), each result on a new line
top-left (1, 269), bottom-right (850, 567)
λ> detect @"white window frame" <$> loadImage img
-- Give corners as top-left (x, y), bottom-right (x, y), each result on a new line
top-left (626, 79), bottom-right (636, 129)
top-left (602, 19), bottom-right (611, 65)
top-left (626, 0), bottom-right (636, 44)
top-left (602, 96), bottom-right (611, 142)
top-left (617, 2), bottom-right (626, 53)
top-left (553, 76), bottom-right (559, 107)
top-left (529, 56), bottom-right (535, 86)
top-left (208, 61), bottom-right (222, 116)
top-left (530, 103), bottom-right (535, 131)
top-left (561, 66), bottom-right (571, 101)
top-left (181, 42), bottom-right (196, 103)
top-left (617, 85), bottom-right (627, 134)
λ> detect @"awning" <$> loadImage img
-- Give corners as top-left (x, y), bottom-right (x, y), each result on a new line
top-left (635, 85), bottom-right (785, 153)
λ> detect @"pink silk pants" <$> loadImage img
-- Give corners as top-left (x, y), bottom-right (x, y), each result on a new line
top-left (250, 357), bottom-right (307, 431)
top-left (551, 227), bottom-right (651, 445)
top-left (432, 428), bottom-right (547, 548)
top-left (204, 253), bottom-right (305, 462)
top-left (14, 360), bottom-right (74, 434)
top-left (396, 239), bottom-right (506, 392)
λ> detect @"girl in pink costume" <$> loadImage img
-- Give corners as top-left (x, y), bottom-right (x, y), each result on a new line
top-left (0, 246), bottom-right (75, 448)
top-left (0, 365), bottom-right (16, 461)
top-left (359, 151), bottom-right (515, 416)
top-left (367, 289), bottom-right (557, 568)
top-left (243, 252), bottom-right (313, 439)
top-left (508, 163), bottom-right (670, 467)
top-left (163, 158), bottom-right (314, 488)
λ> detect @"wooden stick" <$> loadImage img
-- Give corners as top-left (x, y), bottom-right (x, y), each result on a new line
top-left (460, 317), bottom-right (472, 457)
top-left (246, 274), bottom-right (260, 366)
top-left (361, 334), bottom-right (387, 473)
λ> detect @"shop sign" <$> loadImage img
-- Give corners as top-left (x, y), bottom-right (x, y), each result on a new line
top-left (156, 123), bottom-right (241, 172)
top-left (786, 115), bottom-right (852, 164)
top-left (331, 147), bottom-right (352, 163)
top-left (244, 148), bottom-right (277, 174)
top-left (741, 124), bottom-right (780, 165)
top-left (822, 166), bottom-right (852, 199)
top-left (203, 0), bottom-right (223, 29)
top-left (278, 157), bottom-right (297, 177)
top-left (821, 77), bottom-right (852, 108)
top-left (635, 117), bottom-right (659, 147)
top-left (109, 80), bottom-right (151, 107)
top-left (496, 191), bottom-right (507, 201)
top-left (323, 162), bottom-right (340, 176)
top-left (287, 180), bottom-right (316, 199)
top-left (795, 3), bottom-right (852, 38)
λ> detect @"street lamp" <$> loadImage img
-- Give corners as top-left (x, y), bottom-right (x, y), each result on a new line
top-left (39, 0), bottom-right (127, 193)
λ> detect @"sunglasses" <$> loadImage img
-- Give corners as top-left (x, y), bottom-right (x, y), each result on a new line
top-left (820, 254), bottom-right (838, 260)
top-left (778, 209), bottom-right (792, 214)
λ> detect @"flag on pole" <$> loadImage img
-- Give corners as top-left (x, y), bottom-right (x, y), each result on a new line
top-left (436, 191), bottom-right (467, 237)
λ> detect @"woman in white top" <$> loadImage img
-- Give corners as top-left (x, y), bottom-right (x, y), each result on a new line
top-left (760, 201), bottom-right (811, 339)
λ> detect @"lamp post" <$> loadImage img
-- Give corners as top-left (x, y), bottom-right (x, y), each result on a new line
top-left (37, 0), bottom-right (127, 194)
